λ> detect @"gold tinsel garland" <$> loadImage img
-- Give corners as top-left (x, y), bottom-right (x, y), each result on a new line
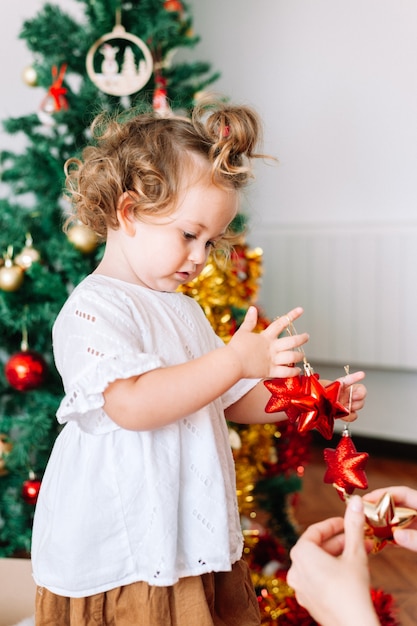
top-left (178, 243), bottom-right (266, 341)
top-left (181, 240), bottom-right (399, 626)
top-left (181, 243), bottom-right (304, 620)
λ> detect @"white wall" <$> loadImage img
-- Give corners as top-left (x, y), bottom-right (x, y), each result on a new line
top-left (188, 0), bottom-right (417, 224)
top-left (1, 1), bottom-right (417, 443)
top-left (188, 0), bottom-right (417, 444)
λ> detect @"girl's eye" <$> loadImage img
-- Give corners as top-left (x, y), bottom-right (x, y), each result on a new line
top-left (182, 232), bottom-right (216, 249)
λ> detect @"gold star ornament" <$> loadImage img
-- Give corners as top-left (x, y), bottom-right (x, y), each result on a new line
top-left (354, 492), bottom-right (417, 553)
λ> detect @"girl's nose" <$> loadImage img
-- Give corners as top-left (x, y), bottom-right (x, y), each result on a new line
top-left (189, 242), bottom-right (209, 265)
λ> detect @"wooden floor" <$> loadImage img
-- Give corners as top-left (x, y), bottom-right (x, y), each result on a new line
top-left (294, 436), bottom-right (417, 626)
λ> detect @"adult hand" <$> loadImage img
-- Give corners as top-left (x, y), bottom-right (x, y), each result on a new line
top-left (365, 486), bottom-right (417, 552)
top-left (287, 496), bottom-right (380, 626)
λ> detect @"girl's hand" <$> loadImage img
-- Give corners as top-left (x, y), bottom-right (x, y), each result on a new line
top-left (228, 306), bottom-right (309, 380)
top-left (335, 370), bottom-right (367, 423)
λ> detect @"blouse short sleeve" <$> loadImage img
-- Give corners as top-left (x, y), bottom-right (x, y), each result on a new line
top-left (53, 279), bottom-right (163, 434)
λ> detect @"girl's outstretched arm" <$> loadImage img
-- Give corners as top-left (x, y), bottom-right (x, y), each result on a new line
top-left (103, 306), bottom-right (309, 430)
top-left (226, 368), bottom-right (366, 424)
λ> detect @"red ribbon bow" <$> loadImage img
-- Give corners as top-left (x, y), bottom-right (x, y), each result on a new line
top-left (44, 64), bottom-right (68, 111)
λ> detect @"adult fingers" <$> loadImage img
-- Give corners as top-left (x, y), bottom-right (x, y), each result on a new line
top-left (365, 486), bottom-right (417, 510)
top-left (393, 528), bottom-right (417, 552)
top-left (343, 496), bottom-right (368, 561)
top-left (296, 517), bottom-right (345, 546)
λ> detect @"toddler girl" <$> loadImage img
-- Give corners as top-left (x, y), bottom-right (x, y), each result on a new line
top-left (31, 102), bottom-right (365, 625)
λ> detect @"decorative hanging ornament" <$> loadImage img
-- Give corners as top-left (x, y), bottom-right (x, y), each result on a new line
top-left (86, 9), bottom-right (153, 97)
top-left (15, 233), bottom-right (41, 270)
top-left (5, 350), bottom-right (48, 391)
top-left (67, 221), bottom-right (99, 254)
top-left (22, 65), bottom-right (38, 87)
top-left (0, 246), bottom-right (24, 292)
top-left (290, 375), bottom-right (349, 440)
top-left (5, 325), bottom-right (48, 392)
top-left (163, 0), bottom-right (184, 13)
top-left (323, 427), bottom-right (369, 498)
top-left (264, 373), bottom-right (319, 422)
top-left (38, 64), bottom-right (68, 126)
top-left (228, 427), bottom-right (242, 451)
top-left (153, 74), bottom-right (172, 117)
top-left (263, 317), bottom-right (348, 439)
top-left (345, 491), bottom-right (417, 553)
top-left (0, 434), bottom-right (13, 477)
top-left (22, 470), bottom-right (42, 505)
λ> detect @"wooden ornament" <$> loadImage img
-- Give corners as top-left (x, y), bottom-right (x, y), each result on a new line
top-left (86, 13), bottom-right (153, 97)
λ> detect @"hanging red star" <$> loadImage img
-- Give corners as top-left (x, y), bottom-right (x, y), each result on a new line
top-left (264, 375), bottom-right (301, 417)
top-left (264, 374), bottom-right (320, 421)
top-left (357, 492), bottom-right (417, 553)
top-left (323, 431), bottom-right (369, 497)
top-left (289, 376), bottom-right (349, 439)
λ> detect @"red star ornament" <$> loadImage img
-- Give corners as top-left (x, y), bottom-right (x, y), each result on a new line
top-left (264, 376), bottom-right (302, 414)
top-left (264, 374), bottom-right (318, 421)
top-left (323, 431), bottom-right (369, 497)
top-left (351, 492), bottom-right (417, 553)
top-left (290, 376), bottom-right (349, 439)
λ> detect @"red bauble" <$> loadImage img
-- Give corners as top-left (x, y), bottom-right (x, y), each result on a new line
top-left (22, 476), bottom-right (42, 505)
top-left (163, 0), bottom-right (183, 11)
top-left (5, 350), bottom-right (48, 391)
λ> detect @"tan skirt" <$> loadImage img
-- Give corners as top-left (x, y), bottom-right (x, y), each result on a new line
top-left (35, 558), bottom-right (261, 626)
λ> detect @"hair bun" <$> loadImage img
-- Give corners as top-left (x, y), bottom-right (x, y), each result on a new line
top-left (192, 102), bottom-right (265, 186)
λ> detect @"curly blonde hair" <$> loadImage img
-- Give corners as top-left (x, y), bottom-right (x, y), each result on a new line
top-left (64, 101), bottom-right (265, 240)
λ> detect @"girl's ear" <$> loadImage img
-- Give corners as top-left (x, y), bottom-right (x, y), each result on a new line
top-left (116, 192), bottom-right (137, 236)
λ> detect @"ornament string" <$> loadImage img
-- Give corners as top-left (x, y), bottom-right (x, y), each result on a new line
top-left (343, 364), bottom-right (353, 415)
top-left (282, 316), bottom-right (313, 376)
top-left (115, 5), bottom-right (122, 27)
top-left (21, 307), bottom-right (29, 352)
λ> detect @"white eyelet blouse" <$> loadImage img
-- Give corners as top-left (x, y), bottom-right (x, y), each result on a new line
top-left (31, 274), bottom-right (257, 598)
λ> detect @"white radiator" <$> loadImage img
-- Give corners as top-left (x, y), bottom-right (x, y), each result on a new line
top-left (250, 222), bottom-right (417, 371)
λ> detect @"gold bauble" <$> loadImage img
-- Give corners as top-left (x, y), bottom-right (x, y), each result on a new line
top-left (15, 234), bottom-right (41, 269)
top-left (0, 434), bottom-right (12, 477)
top-left (0, 259), bottom-right (24, 291)
top-left (22, 65), bottom-right (38, 87)
top-left (67, 223), bottom-right (98, 254)
top-left (15, 246), bottom-right (41, 269)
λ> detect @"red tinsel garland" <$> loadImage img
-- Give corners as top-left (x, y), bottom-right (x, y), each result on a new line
top-left (262, 584), bottom-right (400, 626)
top-left (371, 588), bottom-right (400, 626)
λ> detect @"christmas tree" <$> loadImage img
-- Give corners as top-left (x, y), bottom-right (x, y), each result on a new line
top-left (0, 0), bottom-right (218, 558)
top-left (0, 2), bottom-right (398, 624)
